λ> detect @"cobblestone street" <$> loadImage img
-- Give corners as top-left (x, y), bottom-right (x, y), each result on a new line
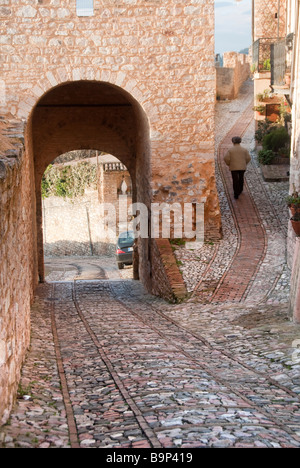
top-left (1, 80), bottom-right (300, 449)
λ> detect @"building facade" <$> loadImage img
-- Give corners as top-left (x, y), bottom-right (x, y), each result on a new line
top-left (253, 0), bottom-right (287, 42)
top-left (286, 0), bottom-right (300, 322)
top-left (252, 0), bottom-right (300, 322)
top-left (252, 0), bottom-right (287, 129)
top-left (0, 1), bottom-right (221, 423)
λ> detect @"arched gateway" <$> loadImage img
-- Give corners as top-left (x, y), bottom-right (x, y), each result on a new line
top-left (27, 80), bottom-right (152, 287)
top-left (0, 0), bottom-right (222, 425)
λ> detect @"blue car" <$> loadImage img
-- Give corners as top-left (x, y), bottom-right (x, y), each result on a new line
top-left (116, 231), bottom-right (135, 269)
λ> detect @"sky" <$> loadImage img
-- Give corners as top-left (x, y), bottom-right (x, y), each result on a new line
top-left (215, 0), bottom-right (252, 55)
top-left (76, 0), bottom-right (93, 16)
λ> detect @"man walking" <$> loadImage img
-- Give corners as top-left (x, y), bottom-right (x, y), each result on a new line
top-left (224, 136), bottom-right (251, 199)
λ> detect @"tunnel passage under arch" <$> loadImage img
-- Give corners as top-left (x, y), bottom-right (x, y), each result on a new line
top-left (27, 80), bottom-right (152, 289)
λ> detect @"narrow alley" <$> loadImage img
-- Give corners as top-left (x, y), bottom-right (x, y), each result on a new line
top-left (1, 80), bottom-right (300, 449)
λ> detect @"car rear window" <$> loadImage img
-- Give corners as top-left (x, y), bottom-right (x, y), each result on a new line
top-left (118, 232), bottom-right (135, 246)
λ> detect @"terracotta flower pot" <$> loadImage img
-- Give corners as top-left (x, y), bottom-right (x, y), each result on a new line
top-left (289, 205), bottom-right (300, 217)
top-left (291, 219), bottom-right (300, 236)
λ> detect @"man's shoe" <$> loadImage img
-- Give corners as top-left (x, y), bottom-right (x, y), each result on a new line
top-left (234, 194), bottom-right (238, 199)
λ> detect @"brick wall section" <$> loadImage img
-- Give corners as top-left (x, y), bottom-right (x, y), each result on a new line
top-left (151, 239), bottom-right (188, 303)
top-left (216, 53), bottom-right (250, 100)
top-left (0, 119), bottom-right (36, 425)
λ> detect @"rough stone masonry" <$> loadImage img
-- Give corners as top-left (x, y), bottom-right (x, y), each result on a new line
top-left (0, 0), bottom-right (221, 424)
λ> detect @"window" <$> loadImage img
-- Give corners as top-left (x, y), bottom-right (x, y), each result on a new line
top-left (76, 0), bottom-right (94, 17)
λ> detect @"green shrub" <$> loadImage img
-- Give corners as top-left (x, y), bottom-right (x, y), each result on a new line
top-left (255, 119), bottom-right (274, 144)
top-left (258, 149), bottom-right (275, 165)
top-left (262, 126), bottom-right (290, 152)
top-left (251, 63), bottom-right (257, 74)
top-left (41, 162), bottom-right (97, 199)
top-left (41, 164), bottom-right (53, 198)
top-left (263, 59), bottom-right (271, 71)
top-left (278, 147), bottom-right (290, 157)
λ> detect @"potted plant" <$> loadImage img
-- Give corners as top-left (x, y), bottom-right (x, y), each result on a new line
top-left (286, 187), bottom-right (300, 216)
top-left (262, 89), bottom-right (270, 101)
top-left (254, 119), bottom-right (274, 145)
top-left (251, 63), bottom-right (258, 74)
top-left (263, 59), bottom-right (271, 71)
top-left (253, 104), bottom-right (265, 116)
top-left (291, 212), bottom-right (300, 236)
top-left (279, 101), bottom-right (292, 126)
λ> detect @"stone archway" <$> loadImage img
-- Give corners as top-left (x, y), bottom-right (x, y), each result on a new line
top-left (27, 80), bottom-right (152, 289)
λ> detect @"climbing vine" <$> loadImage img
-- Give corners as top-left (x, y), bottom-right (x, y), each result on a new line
top-left (41, 162), bottom-right (97, 199)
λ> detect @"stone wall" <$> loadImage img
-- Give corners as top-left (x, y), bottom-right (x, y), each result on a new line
top-left (43, 191), bottom-right (115, 257)
top-left (253, 0), bottom-right (286, 41)
top-left (0, 0), bottom-right (222, 247)
top-left (0, 0), bottom-right (222, 424)
top-left (43, 163), bottom-right (133, 257)
top-left (216, 53), bottom-right (250, 101)
top-left (216, 67), bottom-right (235, 101)
top-left (287, 0), bottom-right (300, 322)
top-left (289, 239), bottom-right (300, 322)
top-left (0, 119), bottom-right (36, 425)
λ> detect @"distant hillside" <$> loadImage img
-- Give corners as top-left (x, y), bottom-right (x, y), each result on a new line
top-left (239, 48), bottom-right (249, 55)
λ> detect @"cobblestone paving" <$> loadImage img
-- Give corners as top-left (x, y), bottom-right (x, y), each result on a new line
top-left (1, 80), bottom-right (300, 449)
top-left (176, 79), bottom-right (290, 305)
top-left (174, 80), bottom-right (255, 295)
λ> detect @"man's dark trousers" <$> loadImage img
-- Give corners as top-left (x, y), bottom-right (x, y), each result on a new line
top-left (231, 170), bottom-right (245, 198)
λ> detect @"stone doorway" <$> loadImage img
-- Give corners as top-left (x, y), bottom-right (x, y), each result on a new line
top-left (27, 80), bottom-right (151, 289)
